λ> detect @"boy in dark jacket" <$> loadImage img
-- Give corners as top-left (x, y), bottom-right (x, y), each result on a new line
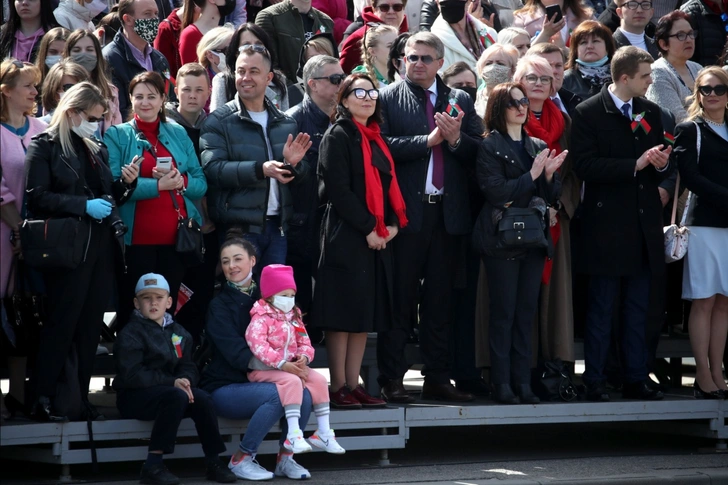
top-left (114, 273), bottom-right (236, 485)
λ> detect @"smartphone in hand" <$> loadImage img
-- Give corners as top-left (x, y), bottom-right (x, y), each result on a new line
top-left (545, 4), bottom-right (563, 23)
top-left (156, 156), bottom-right (173, 172)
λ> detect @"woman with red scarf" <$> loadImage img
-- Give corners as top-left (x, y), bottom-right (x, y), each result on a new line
top-left (515, 54), bottom-right (580, 367)
top-left (314, 73), bottom-right (408, 409)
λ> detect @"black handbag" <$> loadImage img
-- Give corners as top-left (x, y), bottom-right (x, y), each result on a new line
top-left (496, 207), bottom-right (547, 249)
top-left (169, 192), bottom-right (205, 265)
top-left (532, 359), bottom-right (578, 402)
top-left (20, 217), bottom-right (90, 270)
top-left (2, 258), bottom-right (46, 355)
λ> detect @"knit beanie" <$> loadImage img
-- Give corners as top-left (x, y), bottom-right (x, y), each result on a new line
top-left (260, 264), bottom-right (297, 299)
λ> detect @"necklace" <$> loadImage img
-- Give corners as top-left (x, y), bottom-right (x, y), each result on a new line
top-left (705, 117), bottom-right (725, 127)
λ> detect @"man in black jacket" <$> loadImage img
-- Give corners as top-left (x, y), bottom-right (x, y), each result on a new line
top-left (571, 46), bottom-right (669, 403)
top-left (377, 32), bottom-right (483, 403)
top-left (612, 0), bottom-right (660, 60)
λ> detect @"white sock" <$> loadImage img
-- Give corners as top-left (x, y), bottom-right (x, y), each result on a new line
top-left (314, 403), bottom-right (331, 433)
top-left (286, 416), bottom-right (300, 435)
top-left (284, 404), bottom-right (301, 436)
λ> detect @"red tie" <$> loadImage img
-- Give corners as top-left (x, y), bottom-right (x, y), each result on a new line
top-left (426, 90), bottom-right (444, 190)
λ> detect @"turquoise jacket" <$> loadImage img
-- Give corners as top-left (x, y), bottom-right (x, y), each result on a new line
top-left (104, 120), bottom-right (207, 246)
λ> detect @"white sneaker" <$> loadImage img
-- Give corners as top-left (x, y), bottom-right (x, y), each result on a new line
top-left (308, 430), bottom-right (346, 454)
top-left (283, 429), bottom-right (312, 454)
top-left (275, 455), bottom-right (311, 480)
top-left (228, 455), bottom-right (274, 481)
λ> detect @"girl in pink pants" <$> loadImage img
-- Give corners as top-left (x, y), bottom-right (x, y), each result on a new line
top-left (246, 265), bottom-right (346, 455)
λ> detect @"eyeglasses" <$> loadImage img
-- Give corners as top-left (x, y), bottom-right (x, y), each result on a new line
top-left (621, 1), bottom-right (653, 9)
top-left (61, 83), bottom-right (74, 92)
top-left (698, 84), bottom-right (728, 96)
top-left (238, 44), bottom-right (268, 54)
top-left (524, 74), bottom-right (552, 85)
top-left (81, 110), bottom-right (104, 123)
top-left (507, 97), bottom-right (530, 110)
top-left (312, 73), bottom-right (346, 85)
top-left (667, 30), bottom-right (698, 41)
top-left (405, 54), bottom-right (439, 65)
top-left (0, 60), bottom-right (34, 83)
top-left (346, 88), bottom-right (379, 100)
top-left (376, 3), bottom-right (404, 12)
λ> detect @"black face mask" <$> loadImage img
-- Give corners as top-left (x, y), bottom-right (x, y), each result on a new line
top-left (439, 0), bottom-right (466, 24)
top-left (217, 0), bottom-right (236, 18)
top-left (459, 85), bottom-right (477, 102)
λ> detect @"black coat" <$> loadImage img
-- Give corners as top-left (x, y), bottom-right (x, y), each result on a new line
top-left (673, 119), bottom-right (728, 228)
top-left (473, 130), bottom-right (561, 259)
top-left (199, 284), bottom-right (260, 394)
top-left (558, 88), bottom-right (583, 118)
top-left (681, 0), bottom-right (726, 67)
top-left (379, 77), bottom-right (484, 236)
top-left (570, 85), bottom-right (669, 276)
top-left (313, 119), bottom-right (396, 332)
top-left (613, 28), bottom-right (660, 60)
top-left (563, 68), bottom-right (605, 100)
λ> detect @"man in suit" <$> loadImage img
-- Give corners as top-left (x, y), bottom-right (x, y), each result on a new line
top-left (527, 43), bottom-right (583, 117)
top-left (377, 32), bottom-right (483, 403)
top-left (571, 46), bottom-right (670, 402)
top-left (613, 0), bottom-right (660, 60)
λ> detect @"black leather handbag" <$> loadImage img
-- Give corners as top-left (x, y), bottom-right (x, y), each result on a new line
top-left (20, 217), bottom-right (90, 270)
top-left (496, 207), bottom-right (547, 249)
top-left (169, 192), bottom-right (205, 265)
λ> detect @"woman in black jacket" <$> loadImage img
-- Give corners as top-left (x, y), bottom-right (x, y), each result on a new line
top-left (25, 82), bottom-right (138, 421)
top-left (562, 20), bottom-right (616, 100)
top-left (314, 73), bottom-right (408, 408)
top-left (474, 82), bottom-right (565, 405)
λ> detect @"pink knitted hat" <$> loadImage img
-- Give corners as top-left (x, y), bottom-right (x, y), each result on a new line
top-left (260, 264), bottom-right (297, 299)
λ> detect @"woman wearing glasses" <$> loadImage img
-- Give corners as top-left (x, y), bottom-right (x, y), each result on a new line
top-left (563, 20), bottom-right (616, 100)
top-left (646, 12), bottom-right (702, 124)
top-left (672, 66), bottom-right (728, 399)
top-left (315, 73), bottom-right (406, 408)
top-left (25, 82), bottom-right (138, 421)
top-left (474, 82), bottom-right (565, 404)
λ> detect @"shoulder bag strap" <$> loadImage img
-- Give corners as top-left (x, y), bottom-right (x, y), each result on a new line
top-left (670, 173), bottom-right (680, 225)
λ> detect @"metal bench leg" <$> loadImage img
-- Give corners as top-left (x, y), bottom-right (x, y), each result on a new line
top-left (378, 428), bottom-right (390, 466)
top-left (59, 464), bottom-right (72, 482)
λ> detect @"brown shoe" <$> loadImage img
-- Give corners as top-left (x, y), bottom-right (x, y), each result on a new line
top-left (380, 379), bottom-right (415, 403)
top-left (421, 381), bottom-right (474, 402)
top-left (329, 385), bottom-right (362, 409)
top-left (350, 385), bottom-right (387, 407)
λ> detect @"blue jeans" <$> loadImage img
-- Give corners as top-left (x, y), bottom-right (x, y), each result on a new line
top-left (211, 382), bottom-right (312, 455)
top-left (244, 217), bottom-right (288, 271)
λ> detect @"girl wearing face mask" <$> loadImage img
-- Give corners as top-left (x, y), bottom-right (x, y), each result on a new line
top-left (63, 30), bottom-right (122, 135)
top-left (39, 58), bottom-right (89, 121)
top-left (34, 27), bottom-right (69, 88)
top-left (25, 82), bottom-right (139, 421)
top-left (179, 0), bottom-right (236, 65)
top-left (196, 25), bottom-right (233, 112)
top-left (430, 0), bottom-right (499, 72)
top-left (53, 0), bottom-right (108, 31)
top-left (474, 43), bottom-right (518, 119)
top-left (562, 20), bottom-right (616, 100)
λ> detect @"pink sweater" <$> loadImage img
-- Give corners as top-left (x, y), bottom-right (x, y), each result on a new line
top-left (245, 300), bottom-right (315, 370)
top-left (1, 117), bottom-right (47, 297)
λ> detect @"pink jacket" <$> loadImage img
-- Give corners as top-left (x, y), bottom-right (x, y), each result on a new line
top-left (246, 300), bottom-right (315, 371)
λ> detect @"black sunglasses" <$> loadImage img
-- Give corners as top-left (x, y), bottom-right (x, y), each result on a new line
top-left (81, 110), bottom-right (104, 123)
top-left (377, 3), bottom-right (404, 12)
top-left (507, 97), bottom-right (530, 109)
top-left (698, 84), bottom-right (728, 96)
top-left (238, 44), bottom-right (269, 54)
top-left (405, 54), bottom-right (438, 65)
top-left (346, 88), bottom-right (379, 100)
top-left (312, 73), bottom-right (346, 85)
top-left (61, 83), bottom-right (74, 92)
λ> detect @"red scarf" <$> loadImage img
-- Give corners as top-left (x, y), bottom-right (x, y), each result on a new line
top-left (353, 120), bottom-right (408, 238)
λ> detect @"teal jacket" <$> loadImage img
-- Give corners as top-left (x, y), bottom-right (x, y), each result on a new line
top-left (104, 121), bottom-right (207, 246)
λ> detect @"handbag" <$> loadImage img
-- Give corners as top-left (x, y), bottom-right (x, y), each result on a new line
top-left (20, 217), bottom-right (90, 270)
top-left (531, 359), bottom-right (578, 402)
top-left (2, 258), bottom-right (46, 355)
top-left (663, 174), bottom-right (689, 263)
top-left (496, 207), bottom-right (547, 249)
top-left (169, 192), bottom-right (205, 265)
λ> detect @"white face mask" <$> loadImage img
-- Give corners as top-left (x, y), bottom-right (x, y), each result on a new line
top-left (272, 295), bottom-right (295, 313)
top-left (71, 115), bottom-right (99, 139)
top-left (216, 52), bottom-right (226, 72)
top-left (231, 269), bottom-right (253, 287)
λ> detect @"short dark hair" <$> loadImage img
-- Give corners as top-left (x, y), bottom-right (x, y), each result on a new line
top-left (117, 0), bottom-right (135, 25)
top-left (611, 45), bottom-right (654, 81)
top-left (441, 61), bottom-right (477, 86)
top-left (567, 20), bottom-right (617, 70)
top-left (128, 71), bottom-right (167, 122)
top-left (484, 82), bottom-right (528, 137)
top-left (333, 73), bottom-right (383, 125)
top-left (527, 42), bottom-right (567, 63)
top-left (654, 11), bottom-right (694, 55)
top-left (220, 228), bottom-right (258, 259)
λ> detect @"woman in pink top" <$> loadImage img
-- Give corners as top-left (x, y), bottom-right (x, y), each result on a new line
top-left (179, 0), bottom-right (236, 65)
top-left (0, 0), bottom-right (58, 63)
top-left (513, 0), bottom-right (593, 48)
top-left (0, 60), bottom-right (47, 418)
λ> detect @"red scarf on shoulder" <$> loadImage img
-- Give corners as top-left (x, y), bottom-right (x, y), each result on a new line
top-left (353, 120), bottom-right (408, 238)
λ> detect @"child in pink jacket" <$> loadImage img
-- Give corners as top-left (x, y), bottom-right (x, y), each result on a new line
top-left (246, 264), bottom-right (345, 455)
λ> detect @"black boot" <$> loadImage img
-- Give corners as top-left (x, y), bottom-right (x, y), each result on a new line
top-left (513, 384), bottom-right (540, 404)
top-left (492, 384), bottom-right (519, 404)
top-left (30, 396), bottom-right (68, 422)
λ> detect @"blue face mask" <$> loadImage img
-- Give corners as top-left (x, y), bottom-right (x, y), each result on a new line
top-left (575, 55), bottom-right (609, 68)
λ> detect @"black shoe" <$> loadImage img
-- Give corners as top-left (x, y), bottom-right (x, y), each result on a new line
top-left (455, 378), bottom-right (491, 398)
top-left (585, 383), bottom-right (610, 402)
top-left (206, 459), bottom-right (237, 483)
top-left (492, 384), bottom-right (519, 404)
top-left (513, 384), bottom-right (540, 404)
top-left (83, 400), bottom-right (105, 421)
top-left (140, 463), bottom-right (180, 485)
top-left (693, 381), bottom-right (725, 400)
top-left (30, 396), bottom-right (68, 422)
top-left (380, 379), bottom-right (415, 403)
top-left (421, 380), bottom-right (475, 402)
top-left (622, 381), bottom-right (664, 400)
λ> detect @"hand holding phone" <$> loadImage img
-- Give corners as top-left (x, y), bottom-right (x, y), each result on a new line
top-left (156, 156), bottom-right (173, 173)
top-left (129, 155), bottom-right (143, 166)
top-left (545, 4), bottom-right (563, 23)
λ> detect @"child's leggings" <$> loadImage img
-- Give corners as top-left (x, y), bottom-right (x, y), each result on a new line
top-left (248, 368), bottom-right (329, 406)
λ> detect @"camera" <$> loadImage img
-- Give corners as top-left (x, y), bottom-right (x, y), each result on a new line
top-left (100, 194), bottom-right (128, 238)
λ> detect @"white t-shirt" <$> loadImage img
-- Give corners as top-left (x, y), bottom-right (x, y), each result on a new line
top-left (248, 109), bottom-right (280, 216)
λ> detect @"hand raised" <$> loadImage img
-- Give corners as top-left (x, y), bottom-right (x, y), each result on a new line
top-left (530, 149), bottom-right (548, 180)
top-left (282, 133), bottom-right (312, 166)
top-left (545, 149), bottom-right (568, 178)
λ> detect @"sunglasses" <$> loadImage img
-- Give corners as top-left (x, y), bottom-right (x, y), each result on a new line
top-left (81, 110), bottom-right (104, 123)
top-left (376, 3), bottom-right (404, 12)
top-left (507, 97), bottom-right (530, 109)
top-left (667, 30), bottom-right (698, 41)
top-left (405, 54), bottom-right (438, 65)
top-left (61, 83), bottom-right (74, 92)
top-left (346, 88), bottom-right (379, 100)
top-left (312, 73), bottom-right (346, 85)
top-left (238, 44), bottom-right (268, 54)
top-left (698, 84), bottom-right (728, 96)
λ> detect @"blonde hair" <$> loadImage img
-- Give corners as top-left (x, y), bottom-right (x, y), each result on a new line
top-left (514, 54), bottom-right (557, 97)
top-left (686, 66), bottom-right (728, 122)
top-left (498, 27), bottom-right (530, 47)
top-left (197, 25), bottom-right (235, 69)
top-left (360, 24), bottom-right (398, 85)
top-left (41, 59), bottom-right (89, 114)
top-left (49, 82), bottom-right (109, 158)
top-left (304, 36), bottom-right (336, 58)
top-left (476, 44), bottom-right (519, 80)
top-left (0, 59), bottom-right (42, 122)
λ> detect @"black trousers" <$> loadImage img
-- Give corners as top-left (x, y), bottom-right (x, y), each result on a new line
top-left (377, 202), bottom-right (456, 385)
top-left (450, 248), bottom-right (481, 381)
top-left (34, 225), bottom-right (114, 398)
top-left (483, 251), bottom-right (545, 386)
top-left (116, 245), bottom-right (186, 333)
top-left (117, 385), bottom-right (226, 456)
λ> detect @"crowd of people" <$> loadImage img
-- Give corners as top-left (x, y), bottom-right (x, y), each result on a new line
top-left (1, 0), bottom-right (728, 482)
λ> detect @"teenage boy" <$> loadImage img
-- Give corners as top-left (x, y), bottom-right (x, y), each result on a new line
top-left (166, 62), bottom-right (210, 160)
top-left (113, 274), bottom-right (236, 485)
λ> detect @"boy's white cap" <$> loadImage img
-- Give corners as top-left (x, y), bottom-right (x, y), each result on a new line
top-left (135, 273), bottom-right (170, 295)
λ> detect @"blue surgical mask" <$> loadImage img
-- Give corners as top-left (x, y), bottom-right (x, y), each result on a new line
top-left (575, 56), bottom-right (609, 68)
top-left (45, 55), bottom-right (61, 68)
